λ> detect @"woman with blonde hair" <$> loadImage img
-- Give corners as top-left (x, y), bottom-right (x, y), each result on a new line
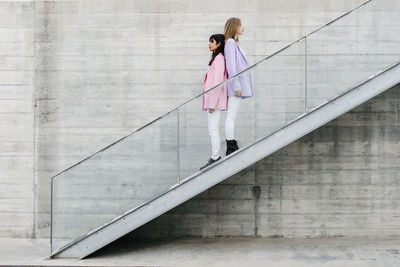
top-left (224, 17), bottom-right (253, 155)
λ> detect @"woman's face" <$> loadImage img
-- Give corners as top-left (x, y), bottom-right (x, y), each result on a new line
top-left (237, 23), bottom-right (244, 35)
top-left (208, 39), bottom-right (221, 52)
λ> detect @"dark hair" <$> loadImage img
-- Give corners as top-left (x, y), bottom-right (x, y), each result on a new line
top-left (208, 34), bottom-right (225, 66)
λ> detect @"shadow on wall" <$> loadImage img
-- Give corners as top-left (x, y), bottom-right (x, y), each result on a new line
top-left (121, 84), bottom-right (400, 241)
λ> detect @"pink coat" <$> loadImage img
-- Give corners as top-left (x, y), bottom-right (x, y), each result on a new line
top-left (202, 53), bottom-right (228, 111)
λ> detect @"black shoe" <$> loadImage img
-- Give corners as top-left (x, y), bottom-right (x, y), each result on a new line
top-left (200, 156), bottom-right (221, 170)
top-left (226, 139), bottom-right (239, 156)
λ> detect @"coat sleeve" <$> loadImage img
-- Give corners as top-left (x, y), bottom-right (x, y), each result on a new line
top-left (224, 39), bottom-right (241, 91)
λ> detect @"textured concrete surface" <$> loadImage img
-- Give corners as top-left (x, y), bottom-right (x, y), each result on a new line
top-left (126, 83), bottom-right (400, 241)
top-left (0, 237), bottom-right (399, 266)
top-left (2, 0), bottom-right (400, 248)
top-left (31, 0), bottom-right (367, 240)
top-left (0, 1), bottom-right (35, 238)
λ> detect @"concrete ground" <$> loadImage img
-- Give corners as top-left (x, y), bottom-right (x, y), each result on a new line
top-left (0, 237), bottom-right (399, 267)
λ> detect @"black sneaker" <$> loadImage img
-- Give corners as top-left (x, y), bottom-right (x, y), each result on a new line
top-left (199, 156), bottom-right (221, 170)
top-left (226, 139), bottom-right (239, 156)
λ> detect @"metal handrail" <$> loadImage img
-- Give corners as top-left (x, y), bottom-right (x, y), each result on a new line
top-left (51, 0), bottom-right (373, 180)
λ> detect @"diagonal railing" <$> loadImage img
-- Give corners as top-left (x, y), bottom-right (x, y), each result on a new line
top-left (51, 0), bottom-right (400, 253)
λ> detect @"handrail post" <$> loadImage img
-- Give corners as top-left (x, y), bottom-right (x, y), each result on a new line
top-left (305, 36), bottom-right (308, 113)
top-left (177, 110), bottom-right (181, 183)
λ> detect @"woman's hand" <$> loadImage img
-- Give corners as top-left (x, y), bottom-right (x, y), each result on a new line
top-left (235, 89), bottom-right (242, 97)
top-left (208, 108), bottom-right (215, 113)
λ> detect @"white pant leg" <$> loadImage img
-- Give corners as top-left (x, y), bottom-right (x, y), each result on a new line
top-left (207, 109), bottom-right (222, 160)
top-left (225, 96), bottom-right (241, 140)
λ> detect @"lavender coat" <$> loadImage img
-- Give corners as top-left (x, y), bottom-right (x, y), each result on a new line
top-left (224, 38), bottom-right (253, 98)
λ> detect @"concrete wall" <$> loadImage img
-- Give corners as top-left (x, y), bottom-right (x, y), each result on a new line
top-left (3, 0), bottom-right (400, 241)
top-left (0, 1), bottom-right (35, 238)
top-left (129, 84), bottom-right (400, 239)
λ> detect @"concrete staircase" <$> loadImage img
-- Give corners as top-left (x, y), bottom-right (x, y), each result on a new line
top-left (50, 0), bottom-right (400, 259)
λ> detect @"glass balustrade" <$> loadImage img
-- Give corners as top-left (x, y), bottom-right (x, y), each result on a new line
top-left (51, 0), bottom-right (400, 253)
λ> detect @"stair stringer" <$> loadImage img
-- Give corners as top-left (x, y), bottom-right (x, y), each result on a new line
top-left (51, 60), bottom-right (400, 259)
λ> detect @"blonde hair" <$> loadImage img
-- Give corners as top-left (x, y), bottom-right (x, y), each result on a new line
top-left (224, 17), bottom-right (242, 42)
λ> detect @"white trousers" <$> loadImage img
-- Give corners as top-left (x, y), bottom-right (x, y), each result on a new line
top-left (207, 109), bottom-right (222, 160)
top-left (225, 96), bottom-right (242, 141)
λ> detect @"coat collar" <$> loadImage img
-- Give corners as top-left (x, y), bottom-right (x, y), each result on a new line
top-left (237, 44), bottom-right (249, 64)
top-left (206, 53), bottom-right (222, 74)
top-left (229, 38), bottom-right (248, 64)
top-left (206, 65), bottom-right (212, 75)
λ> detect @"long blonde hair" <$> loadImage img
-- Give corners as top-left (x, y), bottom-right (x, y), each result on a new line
top-left (224, 17), bottom-right (241, 42)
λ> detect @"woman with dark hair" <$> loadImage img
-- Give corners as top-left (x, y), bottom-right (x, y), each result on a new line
top-left (224, 17), bottom-right (253, 155)
top-left (200, 34), bottom-right (228, 170)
